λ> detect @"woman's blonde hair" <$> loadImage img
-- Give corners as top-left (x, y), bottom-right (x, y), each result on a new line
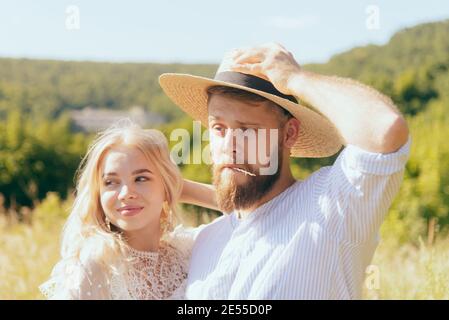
top-left (60, 120), bottom-right (182, 274)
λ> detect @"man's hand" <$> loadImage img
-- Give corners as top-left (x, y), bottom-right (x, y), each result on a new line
top-left (230, 42), bottom-right (302, 96)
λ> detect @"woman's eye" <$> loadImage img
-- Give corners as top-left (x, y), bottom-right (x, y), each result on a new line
top-left (136, 176), bottom-right (149, 182)
top-left (104, 180), bottom-right (115, 186)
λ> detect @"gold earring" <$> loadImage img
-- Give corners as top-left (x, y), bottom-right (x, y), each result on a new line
top-left (161, 201), bottom-right (173, 233)
top-left (105, 216), bottom-right (112, 231)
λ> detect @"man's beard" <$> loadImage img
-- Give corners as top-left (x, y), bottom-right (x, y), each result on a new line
top-left (212, 147), bottom-right (283, 214)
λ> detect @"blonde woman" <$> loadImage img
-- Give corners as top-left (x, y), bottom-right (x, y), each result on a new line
top-left (40, 122), bottom-right (216, 299)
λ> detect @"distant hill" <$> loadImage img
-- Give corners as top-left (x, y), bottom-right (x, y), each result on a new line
top-left (306, 19), bottom-right (449, 116)
top-left (1, 19), bottom-right (448, 120)
top-left (0, 59), bottom-right (216, 121)
top-left (309, 20), bottom-right (449, 77)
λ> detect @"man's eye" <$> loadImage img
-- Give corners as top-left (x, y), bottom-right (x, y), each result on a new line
top-left (213, 126), bottom-right (225, 134)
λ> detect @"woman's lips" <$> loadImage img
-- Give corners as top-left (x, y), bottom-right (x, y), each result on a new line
top-left (117, 206), bottom-right (143, 217)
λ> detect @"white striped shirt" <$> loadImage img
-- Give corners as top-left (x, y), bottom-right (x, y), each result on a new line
top-left (186, 136), bottom-right (412, 299)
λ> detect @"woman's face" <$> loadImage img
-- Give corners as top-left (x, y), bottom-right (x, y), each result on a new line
top-left (99, 145), bottom-right (166, 233)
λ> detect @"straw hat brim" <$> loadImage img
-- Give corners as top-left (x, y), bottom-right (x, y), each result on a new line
top-left (159, 73), bottom-right (344, 158)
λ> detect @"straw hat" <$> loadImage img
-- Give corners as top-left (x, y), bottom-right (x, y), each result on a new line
top-left (159, 56), bottom-right (344, 158)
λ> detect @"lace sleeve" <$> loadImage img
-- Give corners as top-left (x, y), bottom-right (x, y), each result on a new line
top-left (39, 257), bottom-right (111, 300)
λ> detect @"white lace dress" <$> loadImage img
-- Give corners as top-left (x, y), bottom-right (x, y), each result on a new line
top-left (40, 226), bottom-right (197, 300)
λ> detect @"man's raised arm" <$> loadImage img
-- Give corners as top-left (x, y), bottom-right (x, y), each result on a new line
top-left (231, 42), bottom-right (409, 154)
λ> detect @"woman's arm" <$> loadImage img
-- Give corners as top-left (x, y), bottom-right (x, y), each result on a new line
top-left (180, 179), bottom-right (219, 211)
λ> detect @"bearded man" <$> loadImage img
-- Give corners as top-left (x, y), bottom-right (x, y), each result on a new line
top-left (159, 43), bottom-right (411, 299)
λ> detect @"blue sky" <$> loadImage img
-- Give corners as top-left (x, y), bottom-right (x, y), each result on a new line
top-left (1, 0), bottom-right (448, 64)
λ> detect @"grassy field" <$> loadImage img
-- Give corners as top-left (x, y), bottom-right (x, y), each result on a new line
top-left (0, 216), bottom-right (62, 299)
top-left (1, 195), bottom-right (449, 300)
top-left (363, 238), bottom-right (449, 299)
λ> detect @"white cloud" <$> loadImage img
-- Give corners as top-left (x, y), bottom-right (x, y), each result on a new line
top-left (264, 15), bottom-right (320, 30)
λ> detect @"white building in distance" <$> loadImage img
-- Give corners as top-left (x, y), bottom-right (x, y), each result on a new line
top-left (71, 106), bottom-right (166, 132)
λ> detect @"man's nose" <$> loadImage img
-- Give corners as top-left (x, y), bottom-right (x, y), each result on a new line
top-left (222, 128), bottom-right (237, 163)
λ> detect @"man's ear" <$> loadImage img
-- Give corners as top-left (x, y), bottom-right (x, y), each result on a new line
top-left (284, 118), bottom-right (300, 148)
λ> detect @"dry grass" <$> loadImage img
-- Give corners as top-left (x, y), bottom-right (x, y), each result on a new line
top-left (363, 237), bottom-right (449, 299)
top-left (0, 216), bottom-right (62, 299)
top-left (1, 198), bottom-right (448, 300)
